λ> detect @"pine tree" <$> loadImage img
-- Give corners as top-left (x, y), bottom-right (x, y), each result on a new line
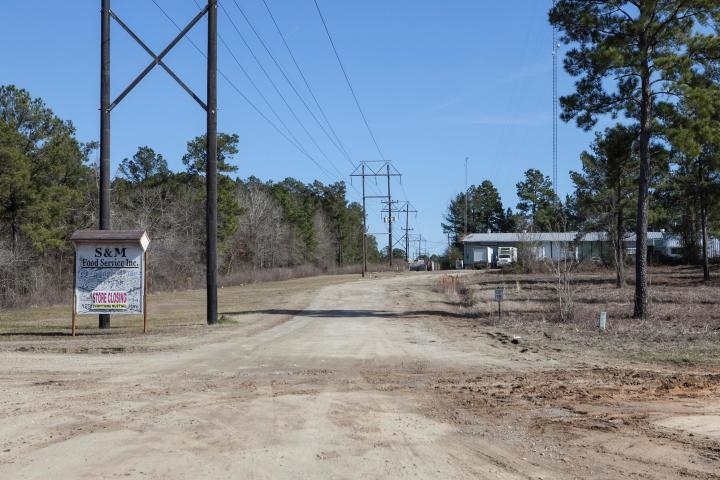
top-left (549, 0), bottom-right (720, 318)
top-left (571, 124), bottom-right (639, 286)
top-left (442, 179), bottom-right (507, 246)
top-left (661, 71), bottom-right (720, 280)
top-left (0, 85), bottom-right (94, 253)
top-left (182, 133), bottom-right (242, 243)
top-left (515, 169), bottom-right (559, 232)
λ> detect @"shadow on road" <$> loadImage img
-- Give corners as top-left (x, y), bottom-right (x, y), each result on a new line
top-left (223, 308), bottom-right (476, 319)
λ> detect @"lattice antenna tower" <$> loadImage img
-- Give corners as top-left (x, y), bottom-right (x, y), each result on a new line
top-left (552, 0), bottom-right (559, 196)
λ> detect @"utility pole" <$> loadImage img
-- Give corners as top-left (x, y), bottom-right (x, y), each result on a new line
top-left (403, 225), bottom-right (414, 261)
top-left (350, 161), bottom-right (401, 274)
top-left (99, 0), bottom-right (111, 329)
top-left (381, 199), bottom-right (398, 262)
top-left (384, 199), bottom-right (418, 265)
top-left (403, 202), bottom-right (417, 262)
top-left (387, 201), bottom-right (416, 262)
top-left (206, 0), bottom-right (218, 325)
top-left (361, 163), bottom-right (366, 276)
top-left (98, 0), bottom-right (218, 327)
top-left (386, 163), bottom-right (393, 266)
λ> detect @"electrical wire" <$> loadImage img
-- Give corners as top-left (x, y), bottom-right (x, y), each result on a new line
top-left (216, 1), bottom-right (346, 180)
top-left (232, 0), bottom-right (354, 169)
top-left (149, 0), bottom-right (338, 182)
top-left (260, 0), bottom-right (354, 167)
top-left (312, 0), bottom-right (386, 161)
top-left (219, 0), bottom-right (365, 200)
top-left (220, 0), bottom-right (367, 199)
top-left (218, 34), bottom-right (312, 158)
top-left (308, 2), bottom-right (388, 202)
top-left (152, 0), bottom-right (399, 214)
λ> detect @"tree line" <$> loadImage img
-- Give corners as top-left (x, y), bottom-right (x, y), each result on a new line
top-left (444, 1), bottom-right (720, 319)
top-left (0, 84), bottom-right (382, 308)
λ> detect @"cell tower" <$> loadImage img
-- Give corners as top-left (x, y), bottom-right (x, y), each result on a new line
top-left (552, 0), bottom-right (559, 196)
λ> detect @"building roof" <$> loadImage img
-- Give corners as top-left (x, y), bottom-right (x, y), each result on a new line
top-left (463, 231), bottom-right (664, 243)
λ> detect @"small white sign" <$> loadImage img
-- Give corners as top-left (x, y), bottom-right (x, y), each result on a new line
top-left (494, 288), bottom-right (504, 301)
top-left (75, 244), bottom-right (144, 315)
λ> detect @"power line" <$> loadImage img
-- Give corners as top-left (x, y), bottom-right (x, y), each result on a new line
top-left (350, 161), bottom-right (401, 270)
top-left (217, 26), bottom-right (311, 157)
top-left (222, 0), bottom-right (360, 200)
top-left (152, 0), bottom-right (389, 212)
top-left (194, 0), bottom-right (364, 201)
top-left (313, 0), bottom-right (386, 161)
top-left (384, 201), bottom-right (416, 261)
top-left (151, 0), bottom-right (338, 182)
top-left (232, 0), bottom-right (354, 169)
top-left (260, 0), bottom-right (354, 167)
top-left (217, 1), bottom-right (345, 180)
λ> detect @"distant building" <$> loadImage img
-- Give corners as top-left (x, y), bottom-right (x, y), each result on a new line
top-left (461, 231), bottom-right (667, 267)
top-left (655, 234), bottom-right (720, 260)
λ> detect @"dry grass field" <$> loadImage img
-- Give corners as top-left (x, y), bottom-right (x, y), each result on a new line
top-left (453, 265), bottom-right (720, 367)
top-left (0, 274), bottom-right (358, 354)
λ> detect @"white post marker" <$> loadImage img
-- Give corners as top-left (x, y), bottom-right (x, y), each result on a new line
top-left (495, 287), bottom-right (504, 319)
top-left (70, 230), bottom-right (151, 335)
top-left (598, 311), bottom-right (607, 331)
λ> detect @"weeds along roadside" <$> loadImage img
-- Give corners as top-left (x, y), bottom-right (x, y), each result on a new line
top-left (435, 265), bottom-right (720, 367)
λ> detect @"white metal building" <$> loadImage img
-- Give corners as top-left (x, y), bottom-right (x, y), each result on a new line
top-left (462, 231), bottom-right (665, 267)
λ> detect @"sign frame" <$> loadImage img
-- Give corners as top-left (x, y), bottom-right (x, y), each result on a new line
top-left (494, 287), bottom-right (504, 301)
top-left (70, 230), bottom-right (150, 335)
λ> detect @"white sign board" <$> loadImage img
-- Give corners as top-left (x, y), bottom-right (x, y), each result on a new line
top-left (494, 288), bottom-right (504, 301)
top-left (75, 244), bottom-right (145, 315)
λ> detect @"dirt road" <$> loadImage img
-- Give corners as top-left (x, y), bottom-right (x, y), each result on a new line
top-left (1, 272), bottom-right (719, 479)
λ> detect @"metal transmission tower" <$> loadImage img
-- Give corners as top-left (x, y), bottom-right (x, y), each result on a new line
top-left (552, 0), bottom-right (559, 196)
top-left (464, 156), bottom-right (469, 236)
top-left (99, 0), bottom-right (219, 327)
top-left (350, 161), bottom-right (401, 274)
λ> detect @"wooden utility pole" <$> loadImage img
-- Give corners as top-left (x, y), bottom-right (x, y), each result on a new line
top-left (382, 201), bottom-right (416, 263)
top-left (99, 0), bottom-right (111, 329)
top-left (99, 0), bottom-right (219, 327)
top-left (206, 0), bottom-right (218, 325)
top-left (350, 161), bottom-right (401, 272)
top-left (402, 202), bottom-right (417, 261)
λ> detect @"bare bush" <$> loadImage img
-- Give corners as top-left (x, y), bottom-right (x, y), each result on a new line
top-left (226, 185), bottom-right (290, 272)
top-left (553, 254), bottom-right (578, 322)
top-left (514, 232), bottom-right (549, 274)
top-left (313, 211), bottom-right (338, 270)
top-left (0, 241), bottom-right (75, 308)
top-left (435, 274), bottom-right (460, 294)
top-left (434, 275), bottom-right (476, 307)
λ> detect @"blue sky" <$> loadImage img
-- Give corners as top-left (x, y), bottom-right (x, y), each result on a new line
top-left (1, 0), bottom-right (598, 256)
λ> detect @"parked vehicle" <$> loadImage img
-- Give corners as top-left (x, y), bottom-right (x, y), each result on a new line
top-left (497, 246), bottom-right (517, 266)
top-left (409, 260), bottom-right (428, 271)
